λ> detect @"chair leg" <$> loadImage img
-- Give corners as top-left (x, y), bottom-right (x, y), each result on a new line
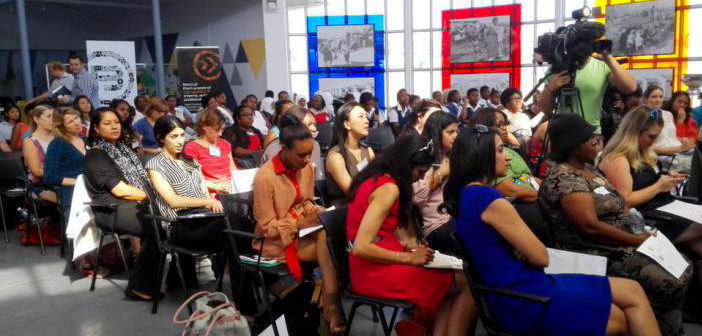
top-left (1, 195), bottom-right (9, 243)
top-left (151, 251), bottom-right (165, 314)
top-left (256, 271), bottom-right (279, 336)
top-left (90, 232), bottom-right (105, 291)
top-left (371, 305), bottom-right (379, 322)
top-left (344, 301), bottom-right (360, 336)
top-left (112, 233), bottom-right (130, 277)
top-left (386, 307), bottom-right (400, 336)
top-left (172, 252), bottom-right (193, 315)
top-left (32, 203), bottom-right (46, 256)
top-left (375, 305), bottom-right (391, 336)
top-left (216, 254), bottom-right (226, 292)
top-left (58, 207), bottom-right (66, 258)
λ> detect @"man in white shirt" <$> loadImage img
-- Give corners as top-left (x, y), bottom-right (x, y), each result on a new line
top-left (478, 85), bottom-right (491, 108)
top-left (132, 94), bottom-right (148, 125)
top-left (362, 92), bottom-right (386, 128)
top-left (387, 89), bottom-right (411, 135)
top-left (460, 88), bottom-right (481, 124)
top-left (245, 94), bottom-right (270, 136)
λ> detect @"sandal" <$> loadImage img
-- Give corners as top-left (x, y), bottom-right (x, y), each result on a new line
top-left (323, 293), bottom-right (347, 335)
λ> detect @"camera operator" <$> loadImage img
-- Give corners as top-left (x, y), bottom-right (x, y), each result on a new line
top-left (539, 53), bottom-right (637, 135)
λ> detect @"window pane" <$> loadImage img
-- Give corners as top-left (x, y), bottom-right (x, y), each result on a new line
top-left (347, 0), bottom-right (365, 16)
top-left (387, 0), bottom-right (404, 31)
top-left (413, 32), bottom-right (431, 69)
top-left (414, 71), bottom-right (432, 100)
top-left (388, 71), bottom-right (406, 108)
top-left (565, 0), bottom-right (588, 20)
top-left (537, 0), bottom-right (555, 21)
top-left (521, 67), bottom-right (535, 94)
top-left (307, 2), bottom-right (325, 16)
top-left (326, 0), bottom-right (344, 16)
top-left (536, 22), bottom-right (556, 40)
top-left (432, 31), bottom-right (443, 68)
top-left (432, 71), bottom-right (443, 93)
top-left (387, 33), bottom-right (405, 69)
top-left (288, 6), bottom-right (306, 34)
top-left (521, 24), bottom-right (535, 65)
top-left (495, 0), bottom-right (514, 5)
top-left (289, 36), bottom-right (308, 72)
top-left (453, 0), bottom-right (471, 10)
top-left (473, 0), bottom-right (492, 8)
top-left (689, 9), bottom-right (702, 58)
top-left (291, 74), bottom-right (309, 103)
top-left (367, 0), bottom-right (384, 16)
top-left (690, 0), bottom-right (702, 5)
top-left (520, 0), bottom-right (536, 22)
top-left (413, 0), bottom-right (430, 30)
top-left (432, 0), bottom-right (451, 29)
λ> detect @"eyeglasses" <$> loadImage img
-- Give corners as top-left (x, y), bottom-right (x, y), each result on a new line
top-left (510, 97), bottom-right (523, 102)
top-left (495, 122), bottom-right (510, 129)
top-left (474, 124), bottom-right (489, 138)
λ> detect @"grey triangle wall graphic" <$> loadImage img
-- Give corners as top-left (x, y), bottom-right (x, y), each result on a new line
top-left (230, 65), bottom-right (243, 86)
top-left (235, 42), bottom-right (248, 63)
top-left (222, 43), bottom-right (235, 64)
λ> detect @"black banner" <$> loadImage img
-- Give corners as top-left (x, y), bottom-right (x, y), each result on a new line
top-left (176, 46), bottom-right (236, 112)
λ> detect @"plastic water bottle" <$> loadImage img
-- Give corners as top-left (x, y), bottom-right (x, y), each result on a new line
top-left (627, 208), bottom-right (646, 235)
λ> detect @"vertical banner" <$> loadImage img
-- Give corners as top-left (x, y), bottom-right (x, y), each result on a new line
top-left (176, 46), bottom-right (235, 112)
top-left (86, 40), bottom-right (137, 107)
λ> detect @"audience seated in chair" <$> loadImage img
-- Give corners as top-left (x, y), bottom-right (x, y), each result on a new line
top-left (184, 110), bottom-right (237, 195)
top-left (539, 113), bottom-right (692, 336)
top-left (24, 105), bottom-right (57, 203)
top-left (146, 115), bottom-right (236, 297)
top-left (665, 91), bottom-right (697, 144)
top-left (73, 95), bottom-right (93, 139)
top-left (252, 122), bottom-right (345, 334)
top-left (83, 108), bottom-right (149, 298)
top-left (472, 108), bottom-right (539, 202)
top-left (261, 107), bottom-right (322, 178)
top-left (134, 98), bottom-right (168, 155)
top-left (528, 117), bottom-right (551, 179)
top-left (262, 99), bottom-right (295, 149)
top-left (599, 105), bottom-right (702, 284)
top-left (1, 103), bottom-right (23, 152)
top-left (325, 102), bottom-right (374, 207)
top-left (411, 112), bottom-right (459, 256)
top-left (110, 99), bottom-right (140, 153)
top-left (347, 134), bottom-right (476, 336)
top-left (221, 105), bottom-right (264, 169)
top-left (500, 87), bottom-right (532, 141)
top-left (43, 107), bottom-right (86, 214)
top-left (399, 99), bottom-right (442, 137)
top-left (443, 124), bottom-right (660, 336)
top-left (645, 85), bottom-right (694, 174)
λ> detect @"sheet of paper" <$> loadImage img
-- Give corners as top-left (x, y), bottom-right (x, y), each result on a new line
top-left (544, 248), bottom-right (607, 276)
top-left (299, 225), bottom-right (323, 238)
top-left (637, 233), bottom-right (689, 279)
top-left (656, 200), bottom-right (702, 225)
top-left (258, 315), bottom-right (289, 336)
top-left (230, 168), bottom-right (259, 194)
top-left (424, 251), bottom-right (463, 270)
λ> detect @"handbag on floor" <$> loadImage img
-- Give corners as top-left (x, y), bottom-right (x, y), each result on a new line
top-left (173, 291), bottom-right (251, 336)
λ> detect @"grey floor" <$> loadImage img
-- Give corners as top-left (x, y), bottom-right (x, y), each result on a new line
top-left (2, 230), bottom-right (702, 336)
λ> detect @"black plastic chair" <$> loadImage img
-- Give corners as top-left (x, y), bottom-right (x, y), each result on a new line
top-left (315, 179), bottom-right (332, 208)
top-left (319, 206), bottom-right (415, 336)
top-left (85, 201), bottom-right (132, 292)
top-left (366, 126), bottom-right (395, 153)
top-left (451, 231), bottom-right (551, 336)
top-left (23, 164), bottom-right (62, 256)
top-left (0, 154), bottom-right (26, 243)
top-left (317, 122), bottom-right (334, 153)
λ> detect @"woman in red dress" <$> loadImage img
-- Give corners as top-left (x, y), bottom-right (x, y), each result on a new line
top-left (346, 134), bottom-right (477, 336)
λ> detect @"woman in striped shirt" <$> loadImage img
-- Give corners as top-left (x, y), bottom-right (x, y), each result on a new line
top-left (183, 110), bottom-right (237, 195)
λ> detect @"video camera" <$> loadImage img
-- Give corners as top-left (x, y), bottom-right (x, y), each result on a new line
top-left (535, 7), bottom-right (612, 75)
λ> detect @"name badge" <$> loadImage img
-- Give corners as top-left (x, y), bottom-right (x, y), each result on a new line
top-left (209, 146), bottom-right (221, 157)
top-left (594, 186), bottom-right (610, 195)
top-left (527, 176), bottom-right (540, 191)
top-left (356, 158), bottom-right (368, 171)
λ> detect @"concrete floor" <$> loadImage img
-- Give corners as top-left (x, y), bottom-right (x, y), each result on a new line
top-left (2, 230), bottom-right (702, 336)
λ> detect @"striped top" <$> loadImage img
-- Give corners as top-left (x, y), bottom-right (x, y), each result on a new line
top-left (146, 153), bottom-right (208, 221)
top-left (183, 138), bottom-right (232, 182)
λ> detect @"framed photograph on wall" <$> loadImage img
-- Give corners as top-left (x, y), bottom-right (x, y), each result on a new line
top-left (628, 68), bottom-right (675, 98)
top-left (317, 25), bottom-right (375, 68)
top-left (605, 0), bottom-right (676, 56)
top-left (450, 15), bottom-right (511, 63)
top-left (450, 73), bottom-right (511, 95)
top-left (318, 77), bottom-right (375, 101)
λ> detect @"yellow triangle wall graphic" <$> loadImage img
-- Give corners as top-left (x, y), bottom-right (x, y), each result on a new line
top-left (241, 38), bottom-right (265, 79)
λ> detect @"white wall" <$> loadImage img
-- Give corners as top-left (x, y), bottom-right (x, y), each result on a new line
top-left (262, 0), bottom-right (291, 94)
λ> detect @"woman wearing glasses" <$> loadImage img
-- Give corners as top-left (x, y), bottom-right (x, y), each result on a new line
top-left (347, 134), bottom-right (476, 336)
top-left (500, 88), bottom-right (531, 140)
top-left (445, 122), bottom-right (660, 336)
top-left (540, 113), bottom-right (691, 336)
top-left (134, 98), bottom-right (168, 154)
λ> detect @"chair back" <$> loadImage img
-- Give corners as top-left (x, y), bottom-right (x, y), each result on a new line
top-left (0, 154), bottom-right (26, 188)
top-left (683, 145), bottom-right (702, 199)
top-left (451, 230), bottom-right (505, 335)
top-left (219, 192), bottom-right (256, 255)
top-left (316, 122), bottom-right (333, 153)
top-left (366, 126), bottom-right (395, 153)
top-left (230, 168), bottom-right (258, 194)
top-left (318, 206), bottom-right (350, 289)
top-left (314, 179), bottom-right (332, 208)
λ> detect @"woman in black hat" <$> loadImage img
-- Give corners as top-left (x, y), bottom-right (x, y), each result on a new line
top-left (539, 113), bottom-right (692, 336)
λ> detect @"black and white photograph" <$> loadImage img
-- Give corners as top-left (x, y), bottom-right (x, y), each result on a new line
top-left (317, 24), bottom-right (375, 67)
top-left (629, 68), bottom-right (674, 98)
top-left (318, 77), bottom-right (375, 100)
top-left (450, 15), bottom-right (511, 63)
top-left (606, 0), bottom-right (676, 56)
top-left (450, 73), bottom-right (510, 95)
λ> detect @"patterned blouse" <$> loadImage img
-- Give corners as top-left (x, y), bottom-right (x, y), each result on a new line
top-left (145, 153), bottom-right (209, 222)
top-left (539, 163), bottom-right (631, 251)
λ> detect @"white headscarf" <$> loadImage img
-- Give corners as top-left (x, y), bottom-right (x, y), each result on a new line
top-left (315, 90), bottom-right (335, 119)
top-left (260, 97), bottom-right (275, 115)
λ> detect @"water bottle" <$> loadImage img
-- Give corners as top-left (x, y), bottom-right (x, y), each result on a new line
top-left (627, 208), bottom-right (646, 235)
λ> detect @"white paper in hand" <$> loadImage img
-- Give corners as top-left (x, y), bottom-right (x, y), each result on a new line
top-left (230, 168), bottom-right (258, 194)
top-left (258, 315), bottom-right (289, 336)
top-left (656, 200), bottom-right (702, 225)
top-left (637, 233), bottom-right (689, 279)
top-left (424, 251), bottom-right (463, 270)
top-left (544, 248), bottom-right (607, 276)
top-left (299, 225), bottom-right (323, 238)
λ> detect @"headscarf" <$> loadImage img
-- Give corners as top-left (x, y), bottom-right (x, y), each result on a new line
top-left (260, 97), bottom-right (275, 115)
top-left (315, 91), bottom-right (335, 120)
top-left (93, 138), bottom-right (150, 192)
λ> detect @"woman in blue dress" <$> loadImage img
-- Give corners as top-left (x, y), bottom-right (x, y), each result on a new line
top-left (441, 124), bottom-right (660, 336)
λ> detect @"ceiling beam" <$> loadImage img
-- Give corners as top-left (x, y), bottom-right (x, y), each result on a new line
top-left (0, 0), bottom-right (151, 9)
